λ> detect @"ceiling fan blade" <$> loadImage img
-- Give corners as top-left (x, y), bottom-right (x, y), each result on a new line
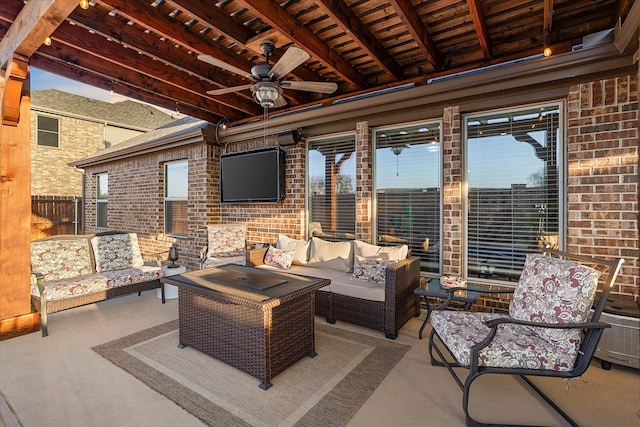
top-left (280, 80), bottom-right (338, 94)
top-left (269, 47), bottom-right (310, 80)
top-left (273, 96), bottom-right (288, 108)
top-left (206, 84), bottom-right (252, 96)
top-left (197, 54), bottom-right (253, 79)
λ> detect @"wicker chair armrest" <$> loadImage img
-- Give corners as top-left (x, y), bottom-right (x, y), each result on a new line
top-left (246, 247), bottom-right (269, 267)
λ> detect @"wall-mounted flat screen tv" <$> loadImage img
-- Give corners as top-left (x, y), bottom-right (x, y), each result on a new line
top-left (220, 147), bottom-right (286, 203)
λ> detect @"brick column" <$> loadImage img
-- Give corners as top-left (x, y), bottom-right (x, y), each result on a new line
top-left (442, 106), bottom-right (463, 275)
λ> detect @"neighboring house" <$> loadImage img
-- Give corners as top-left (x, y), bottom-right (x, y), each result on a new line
top-left (70, 69), bottom-right (639, 313)
top-left (30, 89), bottom-right (175, 197)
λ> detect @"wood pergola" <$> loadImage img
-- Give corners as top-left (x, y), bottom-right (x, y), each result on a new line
top-left (1, 0), bottom-right (638, 337)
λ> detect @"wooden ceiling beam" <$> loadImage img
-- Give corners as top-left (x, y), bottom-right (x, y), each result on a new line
top-left (388, 0), bottom-right (444, 71)
top-left (49, 23), bottom-right (261, 116)
top-left (164, 0), bottom-right (254, 45)
top-left (95, 0), bottom-right (309, 105)
top-left (164, 0), bottom-right (314, 103)
top-left (544, 0), bottom-right (554, 45)
top-left (30, 53), bottom-right (222, 123)
top-left (66, 7), bottom-right (247, 90)
top-left (466, 0), bottom-right (492, 60)
top-left (236, 0), bottom-right (368, 89)
top-left (314, 0), bottom-right (403, 80)
top-left (0, 0), bottom-right (77, 69)
top-left (94, 0), bottom-right (254, 82)
top-left (36, 42), bottom-right (246, 120)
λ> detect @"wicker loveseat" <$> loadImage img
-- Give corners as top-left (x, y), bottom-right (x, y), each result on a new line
top-left (247, 235), bottom-right (421, 339)
top-left (31, 233), bottom-right (165, 336)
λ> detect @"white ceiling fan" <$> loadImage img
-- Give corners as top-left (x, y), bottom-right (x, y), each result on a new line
top-left (198, 40), bottom-right (338, 109)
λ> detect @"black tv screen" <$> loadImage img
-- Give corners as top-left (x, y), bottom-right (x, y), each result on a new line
top-left (220, 147), bottom-right (286, 203)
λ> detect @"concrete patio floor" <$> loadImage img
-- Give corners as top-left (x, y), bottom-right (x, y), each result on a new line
top-left (1, 291), bottom-right (638, 427)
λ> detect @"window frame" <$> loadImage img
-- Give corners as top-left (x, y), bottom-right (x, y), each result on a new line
top-left (164, 160), bottom-right (189, 237)
top-left (36, 114), bottom-right (60, 148)
top-left (372, 120), bottom-right (443, 274)
top-left (462, 101), bottom-right (566, 284)
top-left (96, 173), bottom-right (108, 228)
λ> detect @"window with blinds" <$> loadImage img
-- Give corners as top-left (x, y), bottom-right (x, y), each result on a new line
top-left (164, 160), bottom-right (188, 236)
top-left (374, 122), bottom-right (441, 273)
top-left (96, 173), bottom-right (108, 228)
top-left (307, 134), bottom-right (356, 239)
top-left (464, 103), bottom-right (561, 281)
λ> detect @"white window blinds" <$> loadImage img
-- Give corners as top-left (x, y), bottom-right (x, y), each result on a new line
top-left (374, 122), bottom-right (441, 273)
top-left (465, 104), bottom-right (561, 281)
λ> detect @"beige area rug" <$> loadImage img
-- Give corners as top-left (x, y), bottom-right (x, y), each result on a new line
top-left (93, 320), bottom-right (410, 427)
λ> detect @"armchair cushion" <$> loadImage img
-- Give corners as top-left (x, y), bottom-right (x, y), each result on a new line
top-left (91, 233), bottom-right (144, 272)
top-left (509, 253), bottom-right (600, 352)
top-left (430, 311), bottom-right (581, 371)
top-left (31, 236), bottom-right (93, 281)
top-left (206, 224), bottom-right (246, 258)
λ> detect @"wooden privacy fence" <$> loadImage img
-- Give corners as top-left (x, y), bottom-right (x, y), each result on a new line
top-left (31, 196), bottom-right (82, 240)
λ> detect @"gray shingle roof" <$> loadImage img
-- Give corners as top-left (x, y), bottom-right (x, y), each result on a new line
top-left (32, 89), bottom-right (176, 130)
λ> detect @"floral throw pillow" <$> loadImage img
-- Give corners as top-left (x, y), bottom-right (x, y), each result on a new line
top-left (509, 253), bottom-right (600, 351)
top-left (351, 255), bottom-right (396, 283)
top-left (264, 246), bottom-right (295, 269)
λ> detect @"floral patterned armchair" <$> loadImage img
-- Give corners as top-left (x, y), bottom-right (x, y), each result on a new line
top-left (428, 248), bottom-right (624, 426)
top-left (199, 224), bottom-right (247, 269)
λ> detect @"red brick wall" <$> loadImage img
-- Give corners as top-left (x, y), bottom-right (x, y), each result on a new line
top-left (81, 73), bottom-right (639, 308)
top-left (566, 75), bottom-right (639, 301)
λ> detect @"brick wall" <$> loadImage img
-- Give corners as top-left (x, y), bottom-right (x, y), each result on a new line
top-left (31, 113), bottom-right (105, 197)
top-left (80, 73), bottom-right (639, 307)
top-left (566, 75), bottom-right (639, 300)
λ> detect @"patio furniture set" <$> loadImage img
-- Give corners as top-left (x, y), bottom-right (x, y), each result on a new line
top-left (30, 224), bottom-right (628, 425)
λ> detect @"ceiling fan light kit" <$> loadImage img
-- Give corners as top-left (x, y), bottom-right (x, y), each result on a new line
top-left (251, 81), bottom-right (282, 109)
top-left (199, 40), bottom-right (337, 111)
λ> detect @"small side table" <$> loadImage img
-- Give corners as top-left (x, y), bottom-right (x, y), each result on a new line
top-left (159, 265), bottom-right (186, 300)
top-left (414, 278), bottom-right (481, 339)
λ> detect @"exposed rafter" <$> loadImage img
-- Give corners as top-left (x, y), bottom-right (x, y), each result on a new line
top-left (466, 0), bottom-right (492, 60)
top-left (235, 0), bottom-right (369, 89)
top-left (387, 0), bottom-right (444, 71)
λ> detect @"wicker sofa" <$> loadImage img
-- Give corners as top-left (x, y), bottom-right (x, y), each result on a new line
top-left (30, 233), bottom-right (165, 337)
top-left (247, 236), bottom-right (421, 339)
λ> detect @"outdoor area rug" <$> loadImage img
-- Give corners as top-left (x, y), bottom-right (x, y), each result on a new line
top-left (93, 319), bottom-right (410, 427)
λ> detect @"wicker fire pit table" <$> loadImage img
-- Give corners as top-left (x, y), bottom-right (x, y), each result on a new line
top-left (161, 265), bottom-right (330, 389)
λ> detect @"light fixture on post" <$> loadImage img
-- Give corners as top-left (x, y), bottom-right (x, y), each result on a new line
top-left (251, 82), bottom-right (282, 109)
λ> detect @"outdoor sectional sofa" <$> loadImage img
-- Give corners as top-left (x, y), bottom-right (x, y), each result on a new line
top-left (247, 235), bottom-right (421, 339)
top-left (30, 232), bottom-right (165, 336)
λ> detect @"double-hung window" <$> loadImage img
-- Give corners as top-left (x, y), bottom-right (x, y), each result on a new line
top-left (374, 122), bottom-right (441, 273)
top-left (96, 173), bottom-right (108, 228)
top-left (307, 134), bottom-right (356, 239)
top-left (164, 160), bottom-right (188, 236)
top-left (464, 103), bottom-right (562, 281)
top-left (37, 115), bottom-right (59, 147)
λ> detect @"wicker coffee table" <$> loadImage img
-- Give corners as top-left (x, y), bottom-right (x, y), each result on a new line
top-left (161, 265), bottom-right (330, 389)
